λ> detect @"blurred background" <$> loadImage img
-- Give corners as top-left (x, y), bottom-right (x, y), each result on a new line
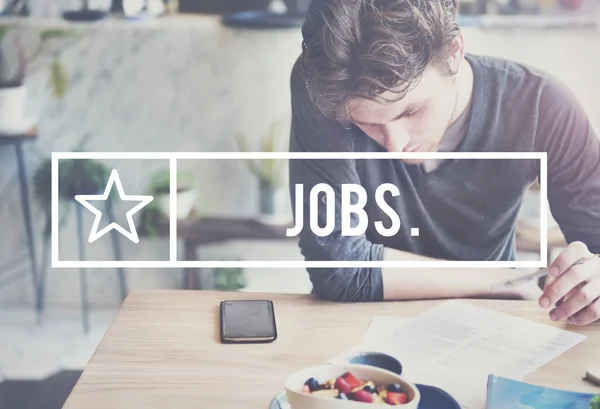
top-left (0, 0), bottom-right (598, 408)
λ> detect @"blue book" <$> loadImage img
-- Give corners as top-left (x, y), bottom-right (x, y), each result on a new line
top-left (486, 375), bottom-right (600, 409)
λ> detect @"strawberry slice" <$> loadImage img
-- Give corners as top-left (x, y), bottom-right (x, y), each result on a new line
top-left (385, 392), bottom-right (408, 405)
top-left (352, 390), bottom-right (374, 403)
top-left (341, 372), bottom-right (362, 389)
top-left (334, 377), bottom-right (352, 395)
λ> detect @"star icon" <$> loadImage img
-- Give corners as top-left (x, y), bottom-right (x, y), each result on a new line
top-left (74, 169), bottom-right (154, 244)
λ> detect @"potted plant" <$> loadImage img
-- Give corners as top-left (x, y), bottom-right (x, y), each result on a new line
top-left (62, 0), bottom-right (108, 21)
top-left (148, 168), bottom-right (198, 220)
top-left (33, 157), bottom-right (112, 234)
top-left (236, 118), bottom-right (289, 219)
top-left (0, 24), bottom-right (77, 131)
top-left (214, 266), bottom-right (246, 291)
top-left (138, 168), bottom-right (199, 237)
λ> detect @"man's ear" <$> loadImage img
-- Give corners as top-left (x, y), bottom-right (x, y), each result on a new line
top-left (447, 31), bottom-right (466, 75)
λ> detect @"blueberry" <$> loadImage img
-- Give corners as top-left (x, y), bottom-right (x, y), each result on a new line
top-left (337, 392), bottom-right (348, 400)
top-left (387, 383), bottom-right (402, 393)
top-left (363, 385), bottom-right (376, 394)
top-left (304, 378), bottom-right (320, 392)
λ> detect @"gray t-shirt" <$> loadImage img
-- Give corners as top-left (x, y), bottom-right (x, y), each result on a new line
top-left (288, 53), bottom-right (600, 302)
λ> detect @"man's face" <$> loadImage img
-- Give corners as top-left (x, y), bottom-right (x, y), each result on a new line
top-left (348, 66), bottom-right (457, 165)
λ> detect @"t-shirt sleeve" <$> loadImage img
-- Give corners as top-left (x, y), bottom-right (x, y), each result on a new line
top-left (536, 78), bottom-right (600, 253)
top-left (288, 58), bottom-right (384, 302)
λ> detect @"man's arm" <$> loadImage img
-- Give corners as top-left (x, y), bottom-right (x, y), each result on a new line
top-left (381, 248), bottom-right (537, 300)
top-left (530, 77), bottom-right (600, 325)
top-left (289, 58), bottom-right (383, 302)
top-left (289, 59), bottom-right (529, 302)
top-left (535, 78), bottom-right (600, 254)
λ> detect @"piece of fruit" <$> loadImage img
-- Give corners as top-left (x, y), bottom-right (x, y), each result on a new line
top-left (352, 390), bottom-right (374, 403)
top-left (363, 385), bottom-right (376, 394)
top-left (304, 378), bottom-right (320, 392)
top-left (341, 372), bottom-right (362, 389)
top-left (312, 389), bottom-right (340, 398)
top-left (385, 392), bottom-right (408, 405)
top-left (386, 383), bottom-right (403, 393)
top-left (372, 393), bottom-right (386, 404)
top-left (324, 379), bottom-right (336, 390)
top-left (335, 377), bottom-right (352, 395)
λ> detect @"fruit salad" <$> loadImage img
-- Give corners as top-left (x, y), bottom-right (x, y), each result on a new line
top-left (301, 372), bottom-right (411, 405)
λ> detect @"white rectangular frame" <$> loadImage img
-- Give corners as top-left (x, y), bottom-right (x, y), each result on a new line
top-left (51, 151), bottom-right (547, 269)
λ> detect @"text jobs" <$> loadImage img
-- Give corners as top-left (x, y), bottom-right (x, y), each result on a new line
top-left (286, 183), bottom-right (405, 238)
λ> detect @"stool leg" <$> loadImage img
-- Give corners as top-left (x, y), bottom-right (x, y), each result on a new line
top-left (36, 220), bottom-right (51, 324)
top-left (15, 142), bottom-right (40, 323)
top-left (75, 202), bottom-right (90, 335)
top-left (105, 200), bottom-right (128, 301)
top-left (183, 241), bottom-right (198, 290)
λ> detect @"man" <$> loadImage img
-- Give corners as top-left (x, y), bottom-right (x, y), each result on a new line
top-left (288, 0), bottom-right (600, 326)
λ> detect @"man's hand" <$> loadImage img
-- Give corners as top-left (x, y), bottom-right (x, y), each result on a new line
top-left (539, 241), bottom-right (600, 326)
top-left (512, 280), bottom-right (544, 301)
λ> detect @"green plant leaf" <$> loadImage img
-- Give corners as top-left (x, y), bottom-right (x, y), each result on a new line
top-left (40, 28), bottom-right (79, 41)
top-left (148, 168), bottom-right (195, 194)
top-left (175, 170), bottom-right (194, 189)
top-left (0, 24), bottom-right (18, 43)
top-left (33, 158), bottom-right (53, 213)
top-left (237, 121), bottom-right (289, 188)
top-left (47, 58), bottom-right (68, 99)
top-left (235, 133), bottom-right (250, 152)
top-left (214, 267), bottom-right (246, 291)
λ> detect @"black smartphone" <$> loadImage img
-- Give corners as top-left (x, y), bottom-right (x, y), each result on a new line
top-left (219, 300), bottom-right (277, 344)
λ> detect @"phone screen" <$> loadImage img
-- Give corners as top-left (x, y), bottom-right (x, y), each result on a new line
top-left (220, 300), bottom-right (277, 342)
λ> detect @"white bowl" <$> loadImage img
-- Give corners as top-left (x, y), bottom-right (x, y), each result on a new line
top-left (285, 364), bottom-right (420, 409)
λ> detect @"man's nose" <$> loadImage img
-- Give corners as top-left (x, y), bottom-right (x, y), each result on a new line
top-left (381, 123), bottom-right (409, 152)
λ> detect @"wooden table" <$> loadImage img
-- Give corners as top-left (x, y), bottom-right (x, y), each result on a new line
top-left (61, 290), bottom-right (600, 409)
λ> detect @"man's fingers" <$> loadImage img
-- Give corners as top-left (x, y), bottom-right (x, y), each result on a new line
top-left (539, 264), bottom-right (595, 308)
top-left (543, 271), bottom-right (556, 290)
top-left (555, 284), bottom-right (580, 307)
top-left (549, 277), bottom-right (600, 322)
top-left (548, 241), bottom-right (590, 278)
top-left (566, 294), bottom-right (600, 326)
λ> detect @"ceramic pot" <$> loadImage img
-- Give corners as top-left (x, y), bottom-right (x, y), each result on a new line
top-left (0, 85), bottom-right (27, 130)
top-left (156, 189), bottom-right (198, 220)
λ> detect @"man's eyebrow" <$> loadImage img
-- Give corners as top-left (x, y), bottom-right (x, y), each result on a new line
top-left (352, 104), bottom-right (418, 126)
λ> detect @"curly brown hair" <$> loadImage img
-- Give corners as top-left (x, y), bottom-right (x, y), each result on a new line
top-left (300, 0), bottom-right (461, 126)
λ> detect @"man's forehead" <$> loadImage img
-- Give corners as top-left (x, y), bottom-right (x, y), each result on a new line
top-left (348, 68), bottom-right (439, 122)
top-left (348, 92), bottom-right (420, 124)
